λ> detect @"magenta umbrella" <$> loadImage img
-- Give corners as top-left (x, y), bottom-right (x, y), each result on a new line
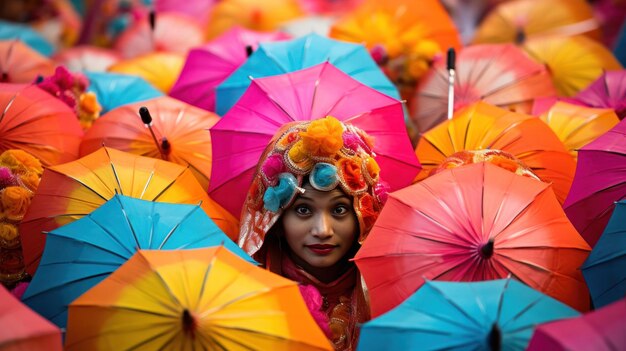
top-left (527, 298), bottom-right (626, 351)
top-left (169, 27), bottom-right (289, 112)
top-left (209, 62), bottom-right (420, 216)
top-left (574, 70), bottom-right (626, 120)
top-left (564, 118), bottom-right (626, 247)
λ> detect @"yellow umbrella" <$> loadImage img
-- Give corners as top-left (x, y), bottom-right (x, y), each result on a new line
top-left (66, 247), bottom-right (333, 351)
top-left (108, 52), bottom-right (184, 93)
top-left (539, 101), bottom-right (620, 159)
top-left (205, 0), bottom-right (304, 39)
top-left (523, 35), bottom-right (622, 96)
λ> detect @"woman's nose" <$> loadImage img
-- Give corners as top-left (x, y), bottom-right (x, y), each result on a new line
top-left (311, 212), bottom-right (333, 238)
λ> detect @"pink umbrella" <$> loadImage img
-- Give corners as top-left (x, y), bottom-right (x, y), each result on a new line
top-left (574, 70), bottom-right (626, 120)
top-left (53, 45), bottom-right (121, 72)
top-left (154, 0), bottom-right (216, 26)
top-left (169, 27), bottom-right (289, 112)
top-left (209, 62), bottom-right (420, 216)
top-left (527, 298), bottom-right (626, 350)
top-left (564, 118), bottom-right (626, 247)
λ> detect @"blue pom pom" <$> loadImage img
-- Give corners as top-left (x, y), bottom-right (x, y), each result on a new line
top-left (263, 173), bottom-right (298, 212)
top-left (310, 163), bottom-right (338, 191)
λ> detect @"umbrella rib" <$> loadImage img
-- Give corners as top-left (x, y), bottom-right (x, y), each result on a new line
top-left (423, 282), bottom-right (486, 330)
top-left (203, 327), bottom-right (259, 351)
top-left (0, 91), bottom-right (18, 124)
top-left (81, 215), bottom-right (137, 257)
top-left (157, 206), bottom-right (199, 249)
top-left (195, 330), bottom-right (229, 351)
top-left (116, 195), bottom-right (143, 250)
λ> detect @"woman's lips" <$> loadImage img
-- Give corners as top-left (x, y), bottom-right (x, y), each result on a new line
top-left (306, 244), bottom-right (337, 255)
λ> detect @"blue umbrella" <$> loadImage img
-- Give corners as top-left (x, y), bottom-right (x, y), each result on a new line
top-left (22, 194), bottom-right (255, 329)
top-left (0, 20), bottom-right (55, 56)
top-left (215, 33), bottom-right (400, 115)
top-left (614, 21), bottom-right (626, 67)
top-left (582, 200), bottom-right (626, 309)
top-left (85, 71), bottom-right (163, 114)
top-left (358, 279), bottom-right (579, 351)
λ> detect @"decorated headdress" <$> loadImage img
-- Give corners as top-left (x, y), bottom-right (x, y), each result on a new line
top-left (238, 116), bottom-right (389, 257)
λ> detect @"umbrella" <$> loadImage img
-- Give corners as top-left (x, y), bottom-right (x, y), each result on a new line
top-left (53, 46), bottom-right (121, 72)
top-left (356, 162), bottom-right (591, 317)
top-left (411, 43), bottom-right (556, 134)
top-left (538, 101), bottom-right (620, 159)
top-left (205, 0), bottom-right (304, 39)
top-left (0, 40), bottom-right (55, 83)
top-left (107, 52), bottom-right (184, 93)
top-left (415, 101), bottom-right (576, 204)
top-left (0, 20), bottom-right (55, 57)
top-left (0, 285), bottom-right (62, 351)
top-left (80, 96), bottom-right (219, 192)
top-left (581, 200), bottom-right (626, 308)
top-left (113, 13), bottom-right (205, 59)
top-left (170, 26), bottom-right (289, 112)
top-left (84, 71), bottom-right (163, 114)
top-left (65, 247), bottom-right (331, 350)
top-left (358, 279), bottom-right (580, 351)
top-left (22, 195), bottom-right (254, 330)
top-left (523, 35), bottom-right (623, 97)
top-left (210, 62), bottom-right (419, 217)
top-left (153, 0), bottom-right (216, 26)
top-left (472, 0), bottom-right (601, 44)
top-left (615, 22), bottom-right (626, 66)
top-left (215, 33), bottom-right (399, 116)
top-left (0, 83), bottom-right (83, 167)
top-left (527, 298), bottom-right (626, 351)
top-left (298, 0), bottom-right (362, 15)
top-left (19, 147), bottom-right (239, 276)
top-left (563, 119), bottom-right (626, 247)
top-left (574, 70), bottom-right (626, 120)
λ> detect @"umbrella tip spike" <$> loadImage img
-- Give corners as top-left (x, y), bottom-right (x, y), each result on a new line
top-left (245, 45), bottom-right (254, 57)
top-left (446, 48), bottom-right (456, 71)
top-left (480, 239), bottom-right (495, 259)
top-left (139, 106), bottom-right (152, 125)
top-left (488, 323), bottom-right (501, 351)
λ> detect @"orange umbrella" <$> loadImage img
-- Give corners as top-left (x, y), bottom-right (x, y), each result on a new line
top-left (415, 101), bottom-right (576, 204)
top-left (0, 40), bottom-right (55, 83)
top-left (66, 248), bottom-right (332, 351)
top-left (0, 285), bottom-right (62, 351)
top-left (19, 147), bottom-right (239, 276)
top-left (539, 101), bottom-right (620, 159)
top-left (107, 52), bottom-right (184, 93)
top-left (473, 0), bottom-right (601, 44)
top-left (523, 35), bottom-right (623, 96)
top-left (80, 96), bottom-right (218, 191)
top-left (0, 83), bottom-right (83, 167)
top-left (411, 43), bottom-right (556, 135)
top-left (114, 13), bottom-right (205, 59)
top-left (205, 0), bottom-right (304, 39)
top-left (356, 162), bottom-right (591, 317)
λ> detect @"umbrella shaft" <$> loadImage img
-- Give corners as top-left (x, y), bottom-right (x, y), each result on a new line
top-left (447, 69), bottom-right (456, 120)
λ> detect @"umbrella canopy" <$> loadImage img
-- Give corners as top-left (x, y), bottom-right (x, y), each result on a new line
top-left (539, 102), bottom-right (620, 159)
top-left (205, 0), bottom-right (304, 39)
top-left (523, 35), bottom-right (623, 97)
top-left (415, 101), bottom-right (576, 204)
top-left (527, 298), bottom-right (626, 351)
top-left (85, 71), bottom-right (163, 114)
top-left (581, 200), bottom-right (626, 308)
top-left (0, 40), bottom-right (55, 83)
top-left (0, 285), bottom-right (62, 351)
top-left (80, 96), bottom-right (219, 192)
top-left (615, 22), bottom-right (626, 66)
top-left (153, 0), bottom-right (216, 26)
top-left (411, 43), bottom-right (556, 134)
top-left (19, 147), bottom-right (239, 276)
top-left (107, 52), bottom-right (184, 93)
top-left (356, 162), bottom-right (591, 317)
top-left (0, 20), bottom-right (55, 57)
top-left (574, 70), bottom-right (626, 119)
top-left (359, 279), bottom-right (580, 351)
top-left (113, 13), bottom-right (205, 59)
top-left (53, 46), bottom-right (121, 72)
top-left (170, 26), bottom-right (289, 112)
top-left (215, 33), bottom-right (399, 116)
top-left (23, 195), bottom-right (253, 330)
top-left (473, 0), bottom-right (601, 44)
top-left (0, 83), bottom-right (83, 167)
top-left (65, 247), bottom-right (332, 351)
top-left (563, 119), bottom-right (626, 247)
top-left (210, 62), bottom-right (419, 217)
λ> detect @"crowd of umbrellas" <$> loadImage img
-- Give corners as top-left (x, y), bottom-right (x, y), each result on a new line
top-left (0, 0), bottom-right (625, 349)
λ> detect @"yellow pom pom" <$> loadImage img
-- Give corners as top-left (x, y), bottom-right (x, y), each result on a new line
top-left (0, 150), bottom-right (43, 176)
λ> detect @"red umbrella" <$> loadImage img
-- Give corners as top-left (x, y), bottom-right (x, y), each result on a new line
top-left (209, 62), bottom-right (419, 216)
top-left (356, 162), bottom-right (591, 317)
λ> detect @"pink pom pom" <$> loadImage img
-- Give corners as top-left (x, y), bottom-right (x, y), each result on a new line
top-left (53, 66), bottom-right (75, 90)
top-left (261, 154), bottom-right (285, 183)
top-left (298, 284), bottom-right (331, 338)
top-left (374, 181), bottom-right (390, 205)
top-left (342, 132), bottom-right (361, 152)
top-left (0, 167), bottom-right (17, 188)
top-left (370, 44), bottom-right (388, 65)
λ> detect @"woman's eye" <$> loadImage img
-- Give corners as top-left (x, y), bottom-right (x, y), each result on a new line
top-left (295, 205), bottom-right (312, 215)
top-left (333, 205), bottom-right (349, 216)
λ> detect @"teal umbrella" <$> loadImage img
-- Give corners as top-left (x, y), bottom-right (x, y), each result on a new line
top-left (215, 33), bottom-right (399, 115)
top-left (358, 279), bottom-right (579, 351)
top-left (22, 194), bottom-right (255, 330)
top-left (85, 71), bottom-right (163, 113)
top-left (0, 20), bottom-right (55, 56)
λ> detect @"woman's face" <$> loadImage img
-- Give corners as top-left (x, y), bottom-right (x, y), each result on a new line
top-left (282, 183), bottom-right (358, 279)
